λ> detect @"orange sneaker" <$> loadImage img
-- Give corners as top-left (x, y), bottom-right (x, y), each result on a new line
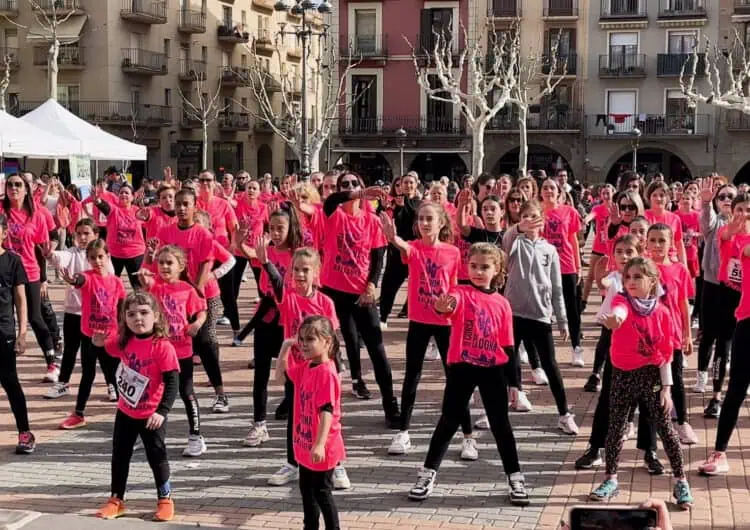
top-left (59, 413), bottom-right (86, 430)
top-left (96, 497), bottom-right (125, 519)
top-left (154, 498), bottom-right (174, 522)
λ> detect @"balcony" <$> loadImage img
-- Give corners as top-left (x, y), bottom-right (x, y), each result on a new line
top-left (0, 0), bottom-right (18, 18)
top-left (727, 110), bottom-right (750, 130)
top-left (120, 0), bottom-right (167, 24)
top-left (658, 0), bottom-right (707, 20)
top-left (600, 0), bottom-right (648, 20)
top-left (218, 23), bottom-right (249, 44)
top-left (598, 54), bottom-right (647, 77)
top-left (0, 47), bottom-right (19, 72)
top-left (254, 29), bottom-right (274, 55)
top-left (178, 59), bottom-right (207, 81)
top-left (178, 9), bottom-right (206, 33)
top-left (544, 0), bottom-right (578, 17)
top-left (415, 33), bottom-right (463, 61)
top-left (586, 113), bottom-right (710, 137)
top-left (121, 48), bottom-right (167, 75)
top-left (488, 0), bottom-right (522, 18)
top-left (14, 100), bottom-right (171, 127)
top-left (736, 0), bottom-right (750, 15)
top-left (657, 53), bottom-right (705, 76)
top-left (339, 34), bottom-right (388, 61)
top-left (254, 119), bottom-right (275, 134)
top-left (542, 53), bottom-right (577, 75)
top-left (34, 45), bottom-right (84, 69)
top-left (340, 116), bottom-right (466, 136)
top-left (218, 112), bottom-right (250, 132)
top-left (488, 107), bottom-right (583, 131)
top-left (220, 66), bottom-right (251, 87)
top-left (262, 72), bottom-right (281, 93)
top-left (180, 110), bottom-right (202, 129)
top-left (38, 0), bottom-right (83, 15)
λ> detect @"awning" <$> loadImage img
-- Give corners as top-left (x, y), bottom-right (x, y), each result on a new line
top-left (25, 15), bottom-right (87, 43)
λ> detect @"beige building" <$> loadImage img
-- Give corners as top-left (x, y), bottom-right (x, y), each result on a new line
top-left (0, 0), bottom-right (324, 183)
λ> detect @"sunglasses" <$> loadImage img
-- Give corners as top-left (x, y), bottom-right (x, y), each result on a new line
top-left (717, 193), bottom-right (736, 201)
top-left (340, 180), bottom-right (360, 190)
top-left (6, 181), bottom-right (24, 188)
top-left (508, 197), bottom-right (523, 203)
top-left (619, 203), bottom-right (638, 211)
top-left (199, 178), bottom-right (214, 183)
top-left (485, 184), bottom-right (495, 190)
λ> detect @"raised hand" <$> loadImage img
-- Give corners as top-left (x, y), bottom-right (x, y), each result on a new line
top-left (435, 294), bottom-right (457, 314)
top-left (59, 268), bottom-right (78, 286)
top-left (456, 189), bottom-right (473, 207)
top-left (361, 186), bottom-right (386, 202)
top-left (608, 201), bottom-right (621, 223)
top-left (379, 212), bottom-right (396, 242)
top-left (255, 235), bottom-right (269, 265)
top-left (700, 177), bottom-right (714, 203)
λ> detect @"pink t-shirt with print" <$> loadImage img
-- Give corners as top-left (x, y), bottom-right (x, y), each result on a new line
top-left (543, 204), bottom-right (582, 275)
top-left (197, 195), bottom-right (237, 248)
top-left (280, 289), bottom-right (339, 364)
top-left (203, 240), bottom-right (231, 300)
top-left (156, 223), bottom-right (215, 287)
top-left (406, 240), bottom-right (459, 326)
top-left (143, 207), bottom-right (177, 241)
top-left (149, 280), bottom-right (207, 359)
top-left (609, 294), bottom-right (675, 371)
top-left (106, 204), bottom-right (145, 259)
top-left (656, 262), bottom-right (693, 349)
top-left (259, 245), bottom-right (293, 297)
top-left (590, 203), bottom-right (611, 255)
top-left (734, 242), bottom-right (750, 321)
top-left (234, 198), bottom-right (269, 260)
top-left (78, 270), bottom-right (126, 337)
top-left (645, 210), bottom-right (683, 261)
top-left (2, 207), bottom-right (49, 282)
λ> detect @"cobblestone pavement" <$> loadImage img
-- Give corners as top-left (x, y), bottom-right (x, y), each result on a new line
top-left (0, 277), bottom-right (748, 529)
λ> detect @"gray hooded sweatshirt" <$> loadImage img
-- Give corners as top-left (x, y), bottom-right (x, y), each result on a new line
top-left (503, 228), bottom-right (568, 333)
top-left (700, 199), bottom-right (729, 285)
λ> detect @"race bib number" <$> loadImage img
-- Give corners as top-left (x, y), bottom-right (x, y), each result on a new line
top-left (729, 258), bottom-right (742, 284)
top-left (115, 363), bottom-right (150, 408)
top-left (682, 230), bottom-right (693, 246)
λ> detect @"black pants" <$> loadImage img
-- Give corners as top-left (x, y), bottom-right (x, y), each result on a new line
top-left (237, 296), bottom-right (276, 342)
top-left (715, 318), bottom-right (750, 451)
top-left (25, 281), bottom-right (54, 360)
top-left (588, 330), bottom-right (656, 452)
top-left (111, 255), bottom-right (144, 290)
top-left (298, 466), bottom-right (339, 530)
top-left (59, 313), bottom-right (115, 386)
top-left (285, 378), bottom-right (297, 466)
top-left (223, 255), bottom-right (248, 331)
top-left (400, 321), bottom-right (472, 434)
top-left (512, 317), bottom-right (569, 416)
top-left (111, 409), bottom-right (170, 500)
top-left (378, 246), bottom-right (408, 324)
top-left (77, 335), bottom-right (119, 415)
top-left (252, 317), bottom-right (284, 423)
top-left (698, 282), bottom-right (738, 393)
top-left (322, 287), bottom-right (395, 406)
top-left (670, 350), bottom-right (687, 425)
top-left (40, 295), bottom-right (61, 353)
top-left (592, 325), bottom-right (609, 375)
top-left (193, 296), bottom-right (223, 389)
top-left (179, 358), bottom-right (200, 436)
top-left (424, 363), bottom-right (520, 475)
top-left (0, 335), bottom-right (30, 432)
top-left (561, 274), bottom-right (582, 349)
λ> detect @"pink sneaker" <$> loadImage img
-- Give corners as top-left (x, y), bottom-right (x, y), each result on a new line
top-left (59, 413), bottom-right (86, 430)
top-left (676, 423), bottom-right (698, 445)
top-left (699, 451), bottom-right (729, 475)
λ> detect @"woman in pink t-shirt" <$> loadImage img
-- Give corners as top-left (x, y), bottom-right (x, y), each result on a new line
top-left (675, 192), bottom-right (701, 278)
top-left (277, 316), bottom-right (344, 529)
top-left (137, 184), bottom-right (177, 241)
top-left (644, 180), bottom-right (687, 267)
top-left (582, 184), bottom-right (615, 308)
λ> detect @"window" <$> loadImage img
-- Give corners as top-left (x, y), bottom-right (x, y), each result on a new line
top-left (241, 54), bottom-right (247, 67)
top-left (57, 85), bottom-right (80, 105)
top-left (607, 90), bottom-right (637, 133)
top-left (608, 32), bottom-right (639, 70)
top-left (4, 29), bottom-right (17, 50)
top-left (164, 89), bottom-right (171, 107)
top-left (427, 74), bottom-right (453, 132)
top-left (222, 51), bottom-right (230, 68)
top-left (609, 0), bottom-right (640, 15)
top-left (131, 87), bottom-right (141, 109)
top-left (201, 46), bottom-right (207, 62)
top-left (241, 10), bottom-right (247, 27)
top-left (163, 38), bottom-right (170, 57)
top-left (351, 75), bottom-right (376, 132)
top-left (222, 5), bottom-right (232, 27)
top-left (667, 31), bottom-right (697, 54)
top-left (179, 45), bottom-right (189, 61)
top-left (666, 89), bottom-right (695, 131)
top-left (241, 97), bottom-right (248, 108)
top-left (420, 8), bottom-right (453, 51)
top-left (354, 9), bottom-right (376, 52)
top-left (548, 28), bottom-right (576, 56)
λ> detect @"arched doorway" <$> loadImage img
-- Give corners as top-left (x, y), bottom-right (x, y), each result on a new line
top-left (735, 161), bottom-right (750, 185)
top-left (492, 145), bottom-right (571, 178)
top-left (257, 144), bottom-right (273, 177)
top-left (340, 153), bottom-right (393, 184)
top-left (605, 148), bottom-right (692, 184)
top-left (409, 153), bottom-right (467, 182)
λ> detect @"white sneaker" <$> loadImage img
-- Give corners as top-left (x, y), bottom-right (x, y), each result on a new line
top-left (693, 371), bottom-right (708, 393)
top-left (513, 391), bottom-right (533, 412)
top-left (268, 463), bottom-right (299, 486)
top-left (558, 413), bottom-right (579, 435)
top-left (683, 356), bottom-right (689, 368)
top-left (460, 438), bottom-right (479, 461)
top-left (571, 346), bottom-right (585, 367)
top-left (216, 316), bottom-right (231, 326)
top-left (182, 434), bottom-right (207, 457)
top-left (532, 367), bottom-right (549, 386)
top-left (424, 340), bottom-right (440, 361)
top-left (244, 422), bottom-right (269, 447)
top-left (380, 321), bottom-right (388, 331)
top-left (44, 363), bottom-right (60, 383)
top-left (388, 431), bottom-right (412, 455)
top-left (518, 343), bottom-right (529, 365)
top-left (474, 415), bottom-right (490, 429)
top-left (622, 421), bottom-right (636, 441)
top-left (333, 465), bottom-right (351, 490)
top-left (44, 382), bottom-right (69, 399)
top-left (107, 384), bottom-right (118, 402)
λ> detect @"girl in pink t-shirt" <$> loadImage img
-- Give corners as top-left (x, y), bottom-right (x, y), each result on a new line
top-left (94, 291), bottom-right (180, 522)
top-left (645, 181), bottom-right (687, 267)
top-left (675, 193), bottom-right (701, 278)
top-left (592, 257), bottom-right (693, 509)
top-left (57, 239), bottom-right (126, 431)
top-left (380, 203), bottom-right (476, 459)
top-left (138, 245), bottom-right (207, 458)
top-left (136, 184), bottom-right (177, 241)
top-left (583, 184), bottom-right (615, 307)
top-left (277, 316), bottom-right (344, 529)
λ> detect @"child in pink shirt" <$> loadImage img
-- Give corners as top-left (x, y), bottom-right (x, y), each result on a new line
top-left (583, 184), bottom-right (615, 307)
top-left (675, 193), bottom-right (701, 278)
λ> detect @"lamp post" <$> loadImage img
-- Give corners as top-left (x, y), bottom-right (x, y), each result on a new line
top-left (396, 127), bottom-right (407, 176)
top-left (631, 127), bottom-right (641, 173)
top-left (274, 0), bottom-right (332, 180)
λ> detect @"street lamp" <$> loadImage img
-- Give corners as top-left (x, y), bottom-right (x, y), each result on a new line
top-left (631, 127), bottom-right (642, 173)
top-left (274, 0), bottom-right (333, 179)
top-left (396, 127), bottom-right (407, 176)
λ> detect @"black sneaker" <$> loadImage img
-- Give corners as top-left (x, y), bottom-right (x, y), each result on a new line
top-left (574, 447), bottom-right (602, 470)
top-left (385, 398), bottom-right (401, 429)
top-left (704, 398), bottom-right (722, 418)
top-left (275, 398), bottom-right (290, 421)
top-left (583, 374), bottom-right (601, 393)
top-left (408, 468), bottom-right (436, 501)
top-left (352, 380), bottom-right (371, 400)
top-left (508, 474), bottom-right (530, 506)
top-left (15, 431), bottom-right (35, 455)
top-left (644, 450), bottom-right (665, 475)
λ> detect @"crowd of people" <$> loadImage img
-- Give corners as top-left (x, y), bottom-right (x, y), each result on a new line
top-left (0, 163), bottom-right (746, 528)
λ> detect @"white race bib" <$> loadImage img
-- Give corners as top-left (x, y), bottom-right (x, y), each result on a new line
top-left (115, 363), bottom-right (150, 408)
top-left (729, 258), bottom-right (743, 284)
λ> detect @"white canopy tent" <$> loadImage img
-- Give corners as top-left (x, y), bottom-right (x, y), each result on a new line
top-left (21, 99), bottom-right (147, 161)
top-left (0, 109), bottom-right (80, 158)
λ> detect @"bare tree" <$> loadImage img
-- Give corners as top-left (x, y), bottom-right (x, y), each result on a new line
top-left (680, 30), bottom-right (750, 113)
top-left (0, 53), bottom-right (13, 112)
top-left (177, 72), bottom-right (228, 169)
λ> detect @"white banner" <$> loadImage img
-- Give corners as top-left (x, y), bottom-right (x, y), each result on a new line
top-left (69, 155), bottom-right (92, 189)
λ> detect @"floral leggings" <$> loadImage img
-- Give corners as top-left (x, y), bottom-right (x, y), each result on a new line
top-left (605, 364), bottom-right (684, 477)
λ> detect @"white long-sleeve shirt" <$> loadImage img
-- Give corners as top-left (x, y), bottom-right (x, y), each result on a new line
top-left (49, 247), bottom-right (113, 315)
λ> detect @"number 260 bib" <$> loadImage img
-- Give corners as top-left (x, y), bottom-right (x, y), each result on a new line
top-left (116, 363), bottom-right (150, 409)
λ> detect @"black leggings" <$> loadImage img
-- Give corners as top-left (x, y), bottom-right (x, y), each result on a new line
top-left (193, 296), bottom-right (223, 389)
top-left (512, 317), bottom-right (569, 416)
top-left (179, 358), bottom-right (200, 436)
top-left (0, 335), bottom-right (30, 433)
top-left (59, 313), bottom-right (114, 387)
top-left (378, 247), bottom-right (408, 324)
top-left (111, 409), bottom-right (170, 500)
top-left (223, 255), bottom-right (248, 331)
top-left (252, 318), bottom-right (284, 423)
top-left (592, 325), bottom-right (609, 375)
top-left (76, 335), bottom-right (119, 415)
top-left (400, 321), bottom-right (471, 434)
top-left (25, 281), bottom-right (54, 360)
top-left (285, 378), bottom-right (297, 466)
top-left (299, 466), bottom-right (339, 530)
top-left (41, 295), bottom-right (61, 353)
top-left (322, 287), bottom-right (395, 406)
top-left (561, 273), bottom-right (582, 349)
top-left (111, 255), bottom-right (144, 290)
top-left (424, 363), bottom-right (520, 475)
top-left (671, 350), bottom-right (687, 425)
top-left (715, 318), bottom-right (750, 451)
top-left (698, 282), bottom-right (738, 393)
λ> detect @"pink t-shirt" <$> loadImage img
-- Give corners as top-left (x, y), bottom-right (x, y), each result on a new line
top-left (78, 270), bottom-right (126, 337)
top-left (657, 262), bottom-right (693, 349)
top-left (259, 246), bottom-right (293, 297)
top-left (406, 240), bottom-right (459, 325)
top-left (609, 294), bottom-right (674, 371)
top-left (735, 243), bottom-right (750, 321)
top-left (143, 207), bottom-right (177, 241)
top-left (280, 289), bottom-right (339, 364)
top-left (300, 207), bottom-right (325, 250)
top-left (83, 191), bottom-right (118, 227)
top-left (287, 358), bottom-right (345, 471)
top-left (455, 217), bottom-right (475, 281)
top-left (605, 223), bottom-right (630, 272)
top-left (149, 281), bottom-right (207, 359)
top-left (675, 210), bottom-right (700, 272)
top-left (234, 198), bottom-right (269, 259)
top-left (719, 230), bottom-right (750, 292)
top-left (590, 203), bottom-right (611, 255)
top-left (37, 204), bottom-right (55, 233)
top-left (321, 207), bottom-right (387, 295)
top-left (543, 205), bottom-right (582, 275)
top-left (645, 210), bottom-right (683, 261)
top-left (105, 337), bottom-right (180, 420)
top-left (197, 195), bottom-right (237, 248)
top-left (106, 204), bottom-right (145, 259)
top-left (156, 223), bottom-right (215, 288)
top-left (204, 241), bottom-right (231, 300)
top-left (445, 285), bottom-right (514, 367)
top-left (2, 207), bottom-right (49, 282)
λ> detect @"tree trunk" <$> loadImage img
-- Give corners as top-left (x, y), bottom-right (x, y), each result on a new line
top-left (49, 39), bottom-right (60, 100)
top-left (517, 105), bottom-right (528, 175)
top-left (202, 123), bottom-right (208, 169)
top-left (471, 120), bottom-right (487, 176)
